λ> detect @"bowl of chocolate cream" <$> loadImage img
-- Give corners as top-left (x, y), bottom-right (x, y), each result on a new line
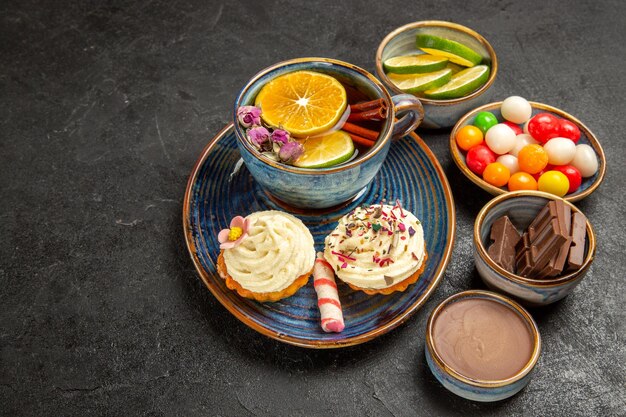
top-left (425, 290), bottom-right (541, 402)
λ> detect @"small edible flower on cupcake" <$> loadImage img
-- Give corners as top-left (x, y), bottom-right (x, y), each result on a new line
top-left (271, 129), bottom-right (290, 145)
top-left (278, 141), bottom-right (304, 163)
top-left (237, 106), bottom-right (261, 128)
top-left (218, 216), bottom-right (249, 249)
top-left (247, 126), bottom-right (271, 148)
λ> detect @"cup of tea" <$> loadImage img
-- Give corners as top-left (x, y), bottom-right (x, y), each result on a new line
top-left (233, 57), bottom-right (424, 209)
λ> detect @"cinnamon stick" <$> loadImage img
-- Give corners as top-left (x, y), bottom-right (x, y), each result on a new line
top-left (347, 106), bottom-right (388, 122)
top-left (342, 122), bottom-right (379, 141)
top-left (350, 98), bottom-right (385, 112)
top-left (347, 133), bottom-right (375, 147)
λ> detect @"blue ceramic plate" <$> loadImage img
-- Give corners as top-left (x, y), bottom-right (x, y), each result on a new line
top-left (449, 101), bottom-right (606, 202)
top-left (183, 124), bottom-right (455, 348)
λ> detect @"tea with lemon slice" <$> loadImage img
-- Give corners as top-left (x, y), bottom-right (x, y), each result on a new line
top-left (255, 71), bottom-right (347, 137)
top-left (237, 70), bottom-right (386, 169)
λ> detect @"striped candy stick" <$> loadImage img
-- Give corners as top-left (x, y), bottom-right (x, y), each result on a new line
top-left (313, 253), bottom-right (345, 333)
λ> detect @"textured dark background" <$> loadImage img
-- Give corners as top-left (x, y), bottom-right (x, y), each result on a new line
top-left (1, 0), bottom-right (625, 415)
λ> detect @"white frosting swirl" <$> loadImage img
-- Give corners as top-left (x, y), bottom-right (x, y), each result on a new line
top-left (323, 204), bottom-right (425, 289)
top-left (223, 211), bottom-right (315, 293)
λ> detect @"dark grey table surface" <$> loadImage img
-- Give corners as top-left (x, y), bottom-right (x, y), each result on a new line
top-left (2, 0), bottom-right (625, 415)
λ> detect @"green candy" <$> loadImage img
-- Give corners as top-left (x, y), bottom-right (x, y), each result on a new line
top-left (473, 111), bottom-right (498, 135)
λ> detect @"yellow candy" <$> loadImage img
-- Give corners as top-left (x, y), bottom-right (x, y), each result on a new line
top-left (538, 171), bottom-right (569, 197)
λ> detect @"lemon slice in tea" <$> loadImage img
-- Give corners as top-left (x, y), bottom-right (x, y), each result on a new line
top-left (416, 34), bottom-right (483, 67)
top-left (293, 130), bottom-right (355, 169)
top-left (255, 71), bottom-right (347, 137)
top-left (383, 55), bottom-right (449, 74)
top-left (424, 65), bottom-right (490, 99)
top-left (387, 68), bottom-right (452, 94)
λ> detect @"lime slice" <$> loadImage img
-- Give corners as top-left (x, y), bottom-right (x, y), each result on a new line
top-left (383, 55), bottom-right (448, 74)
top-left (416, 34), bottom-right (483, 67)
top-left (424, 65), bottom-right (490, 99)
top-left (294, 130), bottom-right (355, 169)
top-left (387, 69), bottom-right (452, 94)
top-left (446, 62), bottom-right (465, 74)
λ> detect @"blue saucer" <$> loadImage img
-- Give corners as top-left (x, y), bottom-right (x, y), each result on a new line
top-left (183, 124), bottom-right (455, 348)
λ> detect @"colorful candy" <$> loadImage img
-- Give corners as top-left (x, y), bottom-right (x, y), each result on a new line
top-left (518, 144), bottom-right (549, 174)
top-left (473, 111), bottom-right (498, 134)
top-left (313, 253), bottom-right (344, 333)
top-left (466, 144), bottom-right (496, 175)
top-left (483, 162), bottom-right (510, 187)
top-left (552, 165), bottom-right (582, 193)
top-left (456, 125), bottom-right (484, 151)
top-left (527, 113), bottom-right (560, 144)
top-left (508, 172), bottom-right (538, 191)
top-left (531, 165), bottom-right (553, 181)
top-left (496, 154), bottom-right (519, 174)
top-left (558, 119), bottom-right (581, 143)
top-left (485, 123), bottom-right (516, 154)
top-left (503, 121), bottom-right (523, 135)
top-left (501, 96), bottom-right (532, 124)
top-left (510, 133), bottom-right (538, 157)
top-left (537, 171), bottom-right (569, 197)
top-left (571, 144), bottom-right (598, 177)
top-left (543, 137), bottom-right (576, 165)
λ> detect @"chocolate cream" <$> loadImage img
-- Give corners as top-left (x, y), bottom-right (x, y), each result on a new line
top-left (432, 298), bottom-right (534, 381)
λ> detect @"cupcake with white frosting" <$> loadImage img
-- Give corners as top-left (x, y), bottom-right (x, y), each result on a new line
top-left (216, 211), bottom-right (315, 302)
top-left (323, 202), bottom-right (427, 295)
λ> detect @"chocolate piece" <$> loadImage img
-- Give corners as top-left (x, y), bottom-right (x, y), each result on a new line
top-left (515, 232), bottom-right (532, 276)
top-left (516, 201), bottom-right (570, 278)
top-left (545, 202), bottom-right (572, 277)
top-left (536, 256), bottom-right (560, 277)
top-left (568, 212), bottom-right (587, 271)
top-left (527, 201), bottom-right (559, 240)
top-left (487, 216), bottom-right (521, 272)
top-left (526, 221), bottom-right (566, 278)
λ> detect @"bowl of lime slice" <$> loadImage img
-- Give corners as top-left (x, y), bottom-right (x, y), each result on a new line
top-left (376, 20), bottom-right (498, 129)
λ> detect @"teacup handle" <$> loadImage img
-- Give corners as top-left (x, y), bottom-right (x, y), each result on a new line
top-left (391, 94), bottom-right (424, 139)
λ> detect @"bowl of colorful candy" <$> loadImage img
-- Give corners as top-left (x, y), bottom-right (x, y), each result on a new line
top-left (376, 20), bottom-right (497, 128)
top-left (474, 191), bottom-right (596, 306)
top-left (450, 97), bottom-right (606, 202)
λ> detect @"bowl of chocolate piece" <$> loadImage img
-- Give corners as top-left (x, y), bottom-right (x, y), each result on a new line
top-left (473, 190), bottom-right (595, 306)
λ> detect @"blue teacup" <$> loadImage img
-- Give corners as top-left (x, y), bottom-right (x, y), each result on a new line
top-left (233, 57), bottom-right (424, 209)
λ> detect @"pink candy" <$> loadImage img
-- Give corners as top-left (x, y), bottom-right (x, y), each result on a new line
top-left (313, 254), bottom-right (345, 333)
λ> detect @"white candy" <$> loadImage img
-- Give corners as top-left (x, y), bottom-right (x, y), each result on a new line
top-left (497, 154), bottom-right (519, 174)
top-left (543, 137), bottom-right (576, 165)
top-left (501, 96), bottom-right (532, 124)
top-left (510, 134), bottom-right (538, 157)
top-left (523, 120), bottom-right (530, 135)
top-left (485, 123), bottom-right (516, 155)
top-left (571, 144), bottom-right (598, 177)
